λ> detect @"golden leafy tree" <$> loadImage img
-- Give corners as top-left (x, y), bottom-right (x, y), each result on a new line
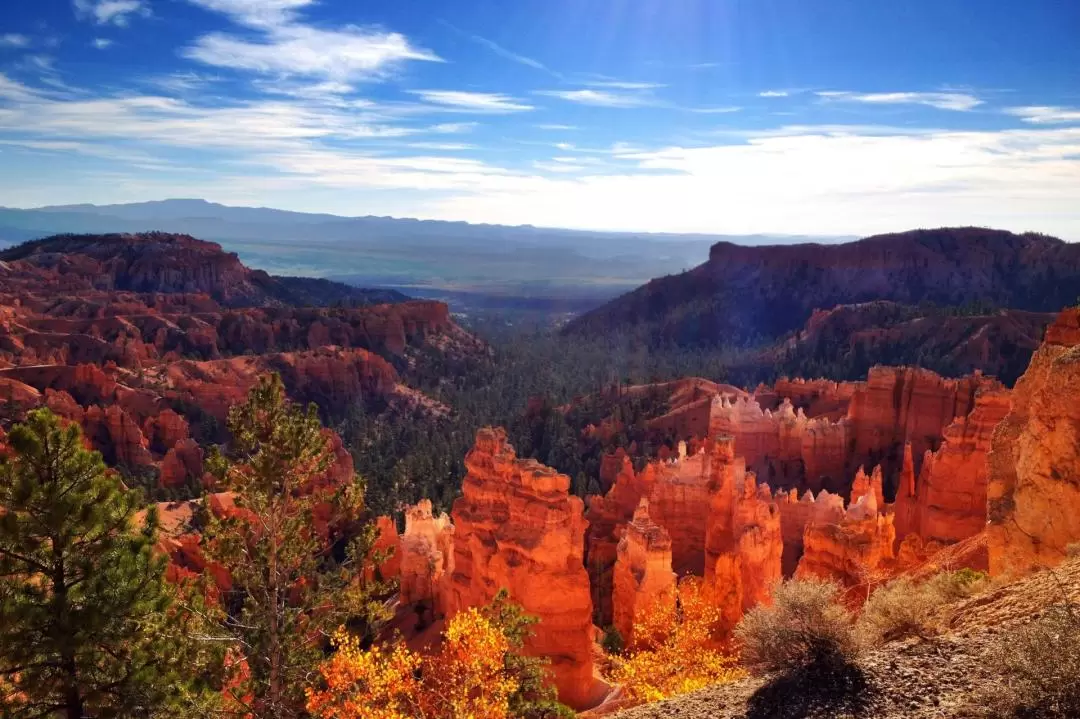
top-left (610, 577), bottom-right (744, 704)
top-left (307, 607), bottom-right (521, 719)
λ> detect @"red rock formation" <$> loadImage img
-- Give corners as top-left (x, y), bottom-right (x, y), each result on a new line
top-left (160, 438), bottom-right (205, 489)
top-left (988, 309), bottom-right (1080, 575)
top-left (847, 366), bottom-right (999, 479)
top-left (702, 437), bottom-right (783, 633)
top-left (850, 465), bottom-right (884, 509)
top-left (367, 516), bottom-right (402, 583)
top-left (612, 499), bottom-right (676, 647)
top-left (145, 408), bottom-right (189, 452)
top-left (447, 428), bottom-right (600, 710)
top-left (796, 486), bottom-right (896, 588)
top-left (776, 488), bottom-right (846, 577)
top-left (895, 388), bottom-right (1011, 546)
top-left (399, 500), bottom-right (454, 614)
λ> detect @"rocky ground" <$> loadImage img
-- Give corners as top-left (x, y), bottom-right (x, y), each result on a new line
top-left (610, 559), bottom-right (1080, 719)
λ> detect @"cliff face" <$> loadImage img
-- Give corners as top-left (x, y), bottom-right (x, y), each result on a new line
top-left (612, 499), bottom-right (677, 647)
top-left (988, 309), bottom-right (1080, 575)
top-left (702, 437), bottom-right (783, 633)
top-left (447, 428), bottom-right (599, 710)
top-left (894, 389), bottom-right (1011, 546)
top-left (795, 487), bottom-right (896, 588)
top-left (564, 228), bottom-right (1080, 348)
top-left (399, 499), bottom-right (454, 615)
top-left (0, 232), bottom-right (403, 308)
top-left (762, 301), bottom-right (1055, 387)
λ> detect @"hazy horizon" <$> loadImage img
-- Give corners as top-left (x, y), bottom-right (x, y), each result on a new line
top-left (2, 0), bottom-right (1078, 238)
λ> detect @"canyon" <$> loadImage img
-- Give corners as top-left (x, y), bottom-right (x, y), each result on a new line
top-left (4, 229), bottom-right (1080, 715)
top-left (0, 233), bottom-right (485, 494)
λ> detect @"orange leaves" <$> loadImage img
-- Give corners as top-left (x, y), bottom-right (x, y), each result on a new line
top-left (611, 577), bottom-right (744, 705)
top-left (307, 608), bottom-right (519, 719)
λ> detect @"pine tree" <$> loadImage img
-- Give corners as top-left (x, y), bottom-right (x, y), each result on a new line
top-left (0, 409), bottom-right (198, 718)
top-left (202, 374), bottom-right (390, 718)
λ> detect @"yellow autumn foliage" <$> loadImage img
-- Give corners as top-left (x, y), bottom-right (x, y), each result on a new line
top-left (610, 577), bottom-right (745, 704)
top-left (306, 608), bottom-right (519, 719)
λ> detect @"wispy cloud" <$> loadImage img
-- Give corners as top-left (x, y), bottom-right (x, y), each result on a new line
top-left (73, 0), bottom-right (149, 27)
top-left (535, 89), bottom-right (653, 108)
top-left (438, 20), bottom-right (560, 79)
top-left (92, 38), bottom-right (113, 49)
top-left (183, 0), bottom-right (440, 82)
top-left (536, 124), bottom-right (577, 131)
top-left (582, 80), bottom-right (665, 90)
top-left (406, 142), bottom-right (476, 151)
top-left (1004, 106), bottom-right (1080, 125)
top-left (0, 34), bottom-right (31, 48)
top-left (817, 90), bottom-right (983, 111)
top-left (408, 90), bottom-right (533, 113)
top-left (759, 90), bottom-right (789, 98)
top-left (429, 122), bottom-right (478, 134)
top-left (688, 106), bottom-right (742, 114)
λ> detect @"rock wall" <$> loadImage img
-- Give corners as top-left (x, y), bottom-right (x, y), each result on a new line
top-left (795, 486), bottom-right (896, 588)
top-left (399, 499), bottom-right (454, 615)
top-left (988, 309), bottom-right (1080, 576)
top-left (612, 499), bottom-right (676, 647)
top-left (702, 436), bottom-right (783, 634)
top-left (895, 388), bottom-right (1011, 546)
top-left (775, 488), bottom-right (846, 576)
top-left (447, 428), bottom-right (599, 710)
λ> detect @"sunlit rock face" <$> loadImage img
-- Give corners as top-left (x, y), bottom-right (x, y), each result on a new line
top-left (893, 388), bottom-right (1011, 546)
top-left (612, 499), bottom-right (676, 647)
top-left (702, 436), bottom-right (783, 634)
top-left (446, 428), bottom-right (599, 710)
top-left (988, 309), bottom-right (1080, 576)
top-left (795, 483), bottom-right (896, 588)
top-left (399, 499), bottom-right (454, 614)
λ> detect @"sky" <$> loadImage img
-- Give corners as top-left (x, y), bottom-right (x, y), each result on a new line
top-left (1, 0), bottom-right (1079, 238)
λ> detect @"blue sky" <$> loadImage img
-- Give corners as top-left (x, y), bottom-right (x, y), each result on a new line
top-left (1, 0), bottom-right (1079, 237)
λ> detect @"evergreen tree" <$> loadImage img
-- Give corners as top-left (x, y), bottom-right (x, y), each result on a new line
top-left (202, 374), bottom-right (390, 719)
top-left (0, 409), bottom-right (198, 718)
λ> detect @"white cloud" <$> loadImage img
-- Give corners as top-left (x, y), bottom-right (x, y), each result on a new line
top-left (0, 34), bottom-right (31, 48)
top-left (535, 89), bottom-right (652, 108)
top-left (2, 73), bottom-right (1078, 239)
top-left (582, 80), bottom-right (665, 90)
top-left (429, 122), bottom-right (478, 134)
top-left (92, 38), bottom-right (113, 49)
top-left (73, 0), bottom-right (149, 27)
top-left (408, 90), bottom-right (533, 113)
top-left (1004, 106), bottom-right (1080, 125)
top-left (689, 106), bottom-right (742, 114)
top-left (406, 142), bottom-right (475, 151)
top-left (759, 90), bottom-right (789, 98)
top-left (183, 0), bottom-right (440, 82)
top-left (817, 90), bottom-right (983, 112)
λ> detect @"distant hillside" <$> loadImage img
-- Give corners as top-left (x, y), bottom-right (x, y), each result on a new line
top-left (736, 301), bottom-right (1056, 386)
top-left (0, 232), bottom-right (406, 307)
top-left (563, 228), bottom-right (1080, 347)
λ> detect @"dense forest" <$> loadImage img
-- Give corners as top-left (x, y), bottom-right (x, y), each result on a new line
top-left (341, 325), bottom-right (744, 516)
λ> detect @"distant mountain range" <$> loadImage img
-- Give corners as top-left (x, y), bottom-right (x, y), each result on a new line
top-left (0, 199), bottom-right (852, 302)
top-left (564, 227), bottom-right (1080, 348)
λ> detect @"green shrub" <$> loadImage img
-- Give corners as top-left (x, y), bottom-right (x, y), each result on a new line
top-left (735, 578), bottom-right (859, 673)
top-left (601, 625), bottom-right (625, 655)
